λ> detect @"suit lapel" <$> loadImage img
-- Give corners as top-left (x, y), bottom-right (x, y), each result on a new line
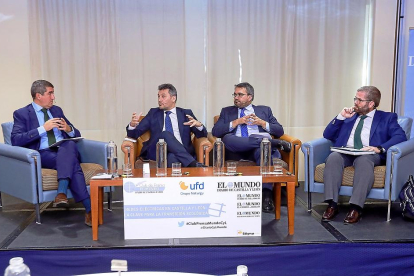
top-left (231, 106), bottom-right (239, 121)
top-left (28, 105), bottom-right (40, 129)
top-left (370, 111), bottom-right (381, 140)
top-left (157, 109), bottom-right (164, 131)
top-left (176, 108), bottom-right (185, 137)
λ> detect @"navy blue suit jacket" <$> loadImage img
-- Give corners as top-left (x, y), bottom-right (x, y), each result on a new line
top-left (323, 110), bottom-right (407, 160)
top-left (126, 107), bottom-right (207, 160)
top-left (212, 105), bottom-right (284, 138)
top-left (11, 104), bottom-right (81, 150)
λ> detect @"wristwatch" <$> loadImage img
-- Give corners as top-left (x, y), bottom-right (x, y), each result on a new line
top-left (376, 146), bottom-right (385, 154)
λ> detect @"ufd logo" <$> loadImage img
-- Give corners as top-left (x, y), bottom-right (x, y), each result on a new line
top-left (189, 182), bottom-right (204, 190)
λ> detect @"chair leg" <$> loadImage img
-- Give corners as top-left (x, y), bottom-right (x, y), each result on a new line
top-left (387, 198), bottom-right (391, 222)
top-left (0, 192), bottom-right (2, 208)
top-left (107, 191), bottom-right (113, 211)
top-left (307, 190), bottom-right (312, 212)
top-left (35, 203), bottom-right (41, 224)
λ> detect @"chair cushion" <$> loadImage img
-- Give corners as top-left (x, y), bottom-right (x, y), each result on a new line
top-left (42, 163), bottom-right (103, 191)
top-left (314, 163), bottom-right (387, 188)
top-left (1, 122), bottom-right (14, 145)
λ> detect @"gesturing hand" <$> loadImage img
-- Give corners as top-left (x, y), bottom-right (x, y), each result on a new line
top-left (340, 107), bottom-right (356, 118)
top-left (130, 112), bottom-right (142, 127)
top-left (184, 115), bottom-right (202, 127)
top-left (44, 118), bottom-right (62, 131)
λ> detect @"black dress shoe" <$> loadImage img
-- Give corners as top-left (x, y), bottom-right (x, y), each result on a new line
top-left (322, 206), bottom-right (339, 221)
top-left (195, 162), bottom-right (208, 168)
top-left (270, 139), bottom-right (291, 153)
top-left (343, 209), bottom-right (362, 224)
top-left (262, 197), bottom-right (275, 213)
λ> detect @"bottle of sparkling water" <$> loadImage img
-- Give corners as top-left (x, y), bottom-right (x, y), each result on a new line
top-left (237, 265), bottom-right (248, 276)
top-left (260, 138), bottom-right (271, 175)
top-left (156, 139), bottom-right (167, 176)
top-left (4, 257), bottom-right (30, 276)
top-left (213, 138), bottom-right (224, 175)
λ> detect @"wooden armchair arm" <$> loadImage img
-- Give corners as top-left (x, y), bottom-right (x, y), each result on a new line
top-left (193, 136), bottom-right (213, 166)
top-left (279, 134), bottom-right (302, 186)
top-left (121, 137), bottom-right (138, 169)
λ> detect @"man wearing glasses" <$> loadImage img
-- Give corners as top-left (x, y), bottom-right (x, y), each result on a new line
top-left (212, 82), bottom-right (290, 213)
top-left (322, 86), bottom-right (406, 224)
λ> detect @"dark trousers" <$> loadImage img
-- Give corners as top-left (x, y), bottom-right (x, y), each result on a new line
top-left (39, 140), bottom-right (89, 202)
top-left (145, 131), bottom-right (196, 167)
top-left (323, 152), bottom-right (383, 208)
top-left (222, 133), bottom-right (281, 165)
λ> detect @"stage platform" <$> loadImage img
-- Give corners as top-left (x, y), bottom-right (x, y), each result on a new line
top-left (1, 183), bottom-right (414, 275)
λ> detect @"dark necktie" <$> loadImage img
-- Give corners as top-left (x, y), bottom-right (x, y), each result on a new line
top-left (240, 108), bottom-right (248, 137)
top-left (41, 108), bottom-right (57, 146)
top-left (353, 115), bottom-right (368, 149)
top-left (165, 111), bottom-right (174, 134)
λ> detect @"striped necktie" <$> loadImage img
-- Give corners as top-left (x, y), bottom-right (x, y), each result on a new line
top-left (353, 115), bottom-right (368, 149)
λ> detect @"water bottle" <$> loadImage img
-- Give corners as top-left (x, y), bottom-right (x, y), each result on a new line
top-left (237, 265), bottom-right (248, 276)
top-left (213, 138), bottom-right (224, 175)
top-left (156, 139), bottom-right (167, 176)
top-left (107, 140), bottom-right (118, 177)
top-left (260, 138), bottom-right (271, 175)
top-left (4, 257), bottom-right (30, 276)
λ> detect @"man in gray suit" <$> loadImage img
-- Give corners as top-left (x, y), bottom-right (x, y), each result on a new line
top-left (322, 86), bottom-right (406, 224)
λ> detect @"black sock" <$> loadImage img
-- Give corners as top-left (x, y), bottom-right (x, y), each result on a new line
top-left (325, 200), bottom-right (337, 208)
top-left (350, 204), bottom-right (362, 213)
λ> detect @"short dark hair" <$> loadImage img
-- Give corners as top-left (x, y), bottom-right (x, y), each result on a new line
top-left (31, 80), bottom-right (54, 99)
top-left (234, 82), bottom-right (254, 100)
top-left (357, 86), bottom-right (381, 108)
top-left (158, 83), bottom-right (177, 102)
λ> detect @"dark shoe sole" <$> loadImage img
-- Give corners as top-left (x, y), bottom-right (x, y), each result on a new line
top-left (53, 201), bottom-right (69, 208)
top-left (343, 217), bottom-right (361, 225)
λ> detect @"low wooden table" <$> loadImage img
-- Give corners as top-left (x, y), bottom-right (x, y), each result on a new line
top-left (90, 166), bottom-right (296, 240)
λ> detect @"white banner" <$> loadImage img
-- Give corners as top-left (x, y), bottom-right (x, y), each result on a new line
top-left (123, 176), bottom-right (262, 240)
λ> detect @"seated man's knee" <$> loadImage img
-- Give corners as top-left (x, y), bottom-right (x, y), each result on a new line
top-left (353, 155), bottom-right (374, 167)
top-left (326, 152), bottom-right (343, 164)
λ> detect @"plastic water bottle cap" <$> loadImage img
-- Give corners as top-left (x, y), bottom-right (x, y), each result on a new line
top-left (216, 138), bottom-right (221, 142)
top-left (9, 257), bottom-right (24, 265)
top-left (237, 265), bottom-right (248, 274)
top-left (159, 139), bottom-right (165, 143)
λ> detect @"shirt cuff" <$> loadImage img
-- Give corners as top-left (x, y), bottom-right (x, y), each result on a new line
top-left (336, 113), bottom-right (346, 120)
top-left (229, 122), bottom-right (234, 132)
top-left (128, 124), bottom-right (137, 130)
top-left (196, 125), bottom-right (204, 131)
top-left (265, 122), bottom-right (270, 132)
top-left (66, 126), bottom-right (75, 137)
top-left (37, 126), bottom-right (46, 136)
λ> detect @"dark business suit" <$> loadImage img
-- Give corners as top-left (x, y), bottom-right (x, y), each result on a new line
top-left (11, 104), bottom-right (89, 202)
top-left (212, 105), bottom-right (284, 163)
top-left (126, 107), bottom-right (207, 167)
top-left (323, 110), bottom-right (407, 207)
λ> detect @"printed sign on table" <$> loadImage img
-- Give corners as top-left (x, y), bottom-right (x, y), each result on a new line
top-left (123, 176), bottom-right (262, 240)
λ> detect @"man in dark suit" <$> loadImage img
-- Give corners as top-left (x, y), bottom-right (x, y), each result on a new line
top-left (212, 82), bottom-right (290, 213)
top-left (322, 86), bottom-right (407, 224)
top-left (127, 83), bottom-right (207, 167)
top-left (11, 80), bottom-right (92, 226)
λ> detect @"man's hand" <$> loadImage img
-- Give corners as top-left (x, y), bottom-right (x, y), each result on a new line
top-left (232, 115), bottom-right (250, 128)
top-left (361, 146), bottom-right (381, 154)
top-left (44, 118), bottom-right (63, 131)
top-left (184, 115), bottom-right (202, 127)
top-left (58, 118), bottom-right (72, 132)
top-left (247, 114), bottom-right (266, 128)
top-left (130, 112), bottom-right (142, 127)
top-left (340, 107), bottom-right (356, 118)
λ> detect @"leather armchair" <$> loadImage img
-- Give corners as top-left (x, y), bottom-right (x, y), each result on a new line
top-left (208, 115), bottom-right (302, 186)
top-left (121, 115), bottom-right (213, 167)
top-left (301, 116), bottom-right (414, 221)
top-left (0, 122), bottom-right (112, 224)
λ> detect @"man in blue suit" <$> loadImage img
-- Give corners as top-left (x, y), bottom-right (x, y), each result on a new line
top-left (11, 80), bottom-right (92, 226)
top-left (322, 86), bottom-right (407, 224)
top-left (212, 82), bottom-right (290, 212)
top-left (127, 83), bottom-right (207, 167)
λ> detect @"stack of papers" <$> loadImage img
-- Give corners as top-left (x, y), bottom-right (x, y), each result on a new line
top-left (91, 173), bottom-right (113, 180)
top-left (330, 147), bottom-right (376, 155)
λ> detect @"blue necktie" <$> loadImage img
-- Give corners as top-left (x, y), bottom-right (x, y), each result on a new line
top-left (240, 108), bottom-right (248, 137)
top-left (165, 111), bottom-right (174, 134)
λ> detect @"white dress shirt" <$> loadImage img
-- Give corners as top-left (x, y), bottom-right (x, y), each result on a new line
top-left (336, 109), bottom-right (376, 148)
top-left (229, 104), bottom-right (270, 136)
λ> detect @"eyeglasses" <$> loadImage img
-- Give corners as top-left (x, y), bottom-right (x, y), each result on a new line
top-left (232, 93), bottom-right (248, 98)
top-left (353, 97), bottom-right (371, 103)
